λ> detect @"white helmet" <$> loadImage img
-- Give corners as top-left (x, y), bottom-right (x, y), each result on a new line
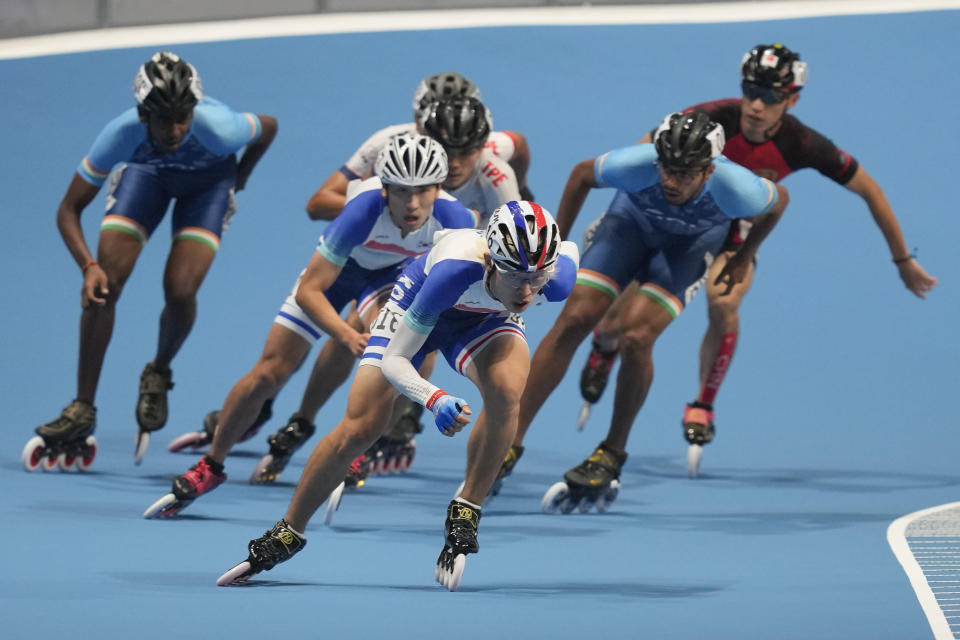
top-left (375, 133), bottom-right (448, 187)
top-left (486, 201), bottom-right (561, 273)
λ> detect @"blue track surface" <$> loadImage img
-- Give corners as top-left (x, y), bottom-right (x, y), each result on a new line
top-left (1, 9), bottom-right (958, 639)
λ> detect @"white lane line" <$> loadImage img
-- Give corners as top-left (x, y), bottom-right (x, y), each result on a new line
top-left (889, 502), bottom-right (960, 640)
top-left (2, 0), bottom-right (960, 60)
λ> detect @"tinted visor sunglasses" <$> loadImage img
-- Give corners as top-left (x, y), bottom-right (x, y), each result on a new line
top-left (741, 80), bottom-right (788, 105)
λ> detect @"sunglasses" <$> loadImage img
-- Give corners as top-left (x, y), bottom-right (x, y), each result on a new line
top-left (657, 163), bottom-right (707, 184)
top-left (495, 267), bottom-right (553, 290)
top-left (741, 80), bottom-right (787, 105)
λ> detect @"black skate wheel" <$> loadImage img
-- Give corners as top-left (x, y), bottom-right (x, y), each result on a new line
top-left (21, 436), bottom-right (45, 472)
top-left (217, 561), bottom-right (254, 586)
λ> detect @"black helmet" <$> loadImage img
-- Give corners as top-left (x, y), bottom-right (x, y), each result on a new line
top-left (654, 111), bottom-right (725, 170)
top-left (740, 43), bottom-right (807, 91)
top-left (412, 71), bottom-right (481, 125)
top-left (421, 96), bottom-right (491, 151)
top-left (134, 51), bottom-right (202, 117)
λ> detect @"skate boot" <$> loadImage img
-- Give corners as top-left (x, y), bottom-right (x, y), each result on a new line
top-left (577, 342), bottom-right (618, 430)
top-left (368, 403), bottom-right (424, 475)
top-left (143, 455), bottom-right (227, 518)
top-left (134, 362), bottom-right (174, 465)
top-left (683, 401), bottom-right (715, 478)
top-left (323, 452), bottom-right (373, 526)
top-left (489, 444), bottom-right (524, 498)
top-left (435, 499), bottom-right (481, 592)
top-left (217, 519), bottom-right (307, 586)
top-left (22, 400), bottom-right (98, 472)
top-left (452, 444), bottom-right (524, 504)
top-left (541, 443), bottom-right (627, 514)
top-left (249, 415), bottom-right (316, 484)
top-left (168, 399), bottom-right (275, 453)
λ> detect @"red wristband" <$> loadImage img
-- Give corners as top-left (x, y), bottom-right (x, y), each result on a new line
top-left (82, 259), bottom-right (98, 273)
top-left (425, 390), bottom-right (446, 411)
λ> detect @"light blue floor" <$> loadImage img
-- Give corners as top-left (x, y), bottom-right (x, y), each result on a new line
top-left (1, 9), bottom-right (958, 639)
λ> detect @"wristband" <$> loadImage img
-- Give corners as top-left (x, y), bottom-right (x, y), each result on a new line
top-left (82, 259), bottom-right (98, 273)
top-left (425, 390), bottom-right (446, 411)
top-left (892, 254), bottom-right (916, 265)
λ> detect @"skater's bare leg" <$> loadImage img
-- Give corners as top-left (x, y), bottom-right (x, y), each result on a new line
top-left (208, 324), bottom-right (311, 464)
top-left (284, 366), bottom-right (397, 531)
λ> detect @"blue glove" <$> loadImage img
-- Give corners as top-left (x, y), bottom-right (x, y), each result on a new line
top-left (428, 392), bottom-right (468, 433)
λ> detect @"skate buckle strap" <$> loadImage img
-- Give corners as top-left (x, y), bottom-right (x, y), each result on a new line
top-left (247, 520), bottom-right (306, 572)
top-left (140, 364), bottom-right (174, 394)
top-left (270, 521), bottom-right (305, 554)
top-left (64, 400), bottom-right (96, 421)
top-left (447, 501), bottom-right (481, 529)
top-left (587, 445), bottom-right (627, 474)
top-left (683, 404), bottom-right (715, 426)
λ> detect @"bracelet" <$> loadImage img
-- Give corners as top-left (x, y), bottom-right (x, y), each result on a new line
top-left (82, 259), bottom-right (98, 273)
top-left (892, 254), bottom-right (916, 265)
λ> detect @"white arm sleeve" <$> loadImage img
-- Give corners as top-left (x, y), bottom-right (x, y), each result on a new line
top-left (380, 318), bottom-right (441, 407)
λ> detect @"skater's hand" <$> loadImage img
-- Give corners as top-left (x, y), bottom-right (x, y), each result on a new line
top-left (81, 263), bottom-right (109, 307)
top-left (430, 393), bottom-right (472, 437)
top-left (338, 326), bottom-right (370, 358)
top-left (713, 251), bottom-right (752, 297)
top-left (896, 258), bottom-right (938, 299)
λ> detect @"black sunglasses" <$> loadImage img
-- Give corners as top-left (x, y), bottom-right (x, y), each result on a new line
top-left (741, 80), bottom-right (787, 105)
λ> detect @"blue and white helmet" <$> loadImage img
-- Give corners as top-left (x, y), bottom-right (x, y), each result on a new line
top-left (375, 133), bottom-right (448, 187)
top-left (486, 201), bottom-right (561, 273)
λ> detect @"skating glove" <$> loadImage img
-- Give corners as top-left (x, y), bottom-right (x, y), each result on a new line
top-left (428, 392), bottom-right (468, 433)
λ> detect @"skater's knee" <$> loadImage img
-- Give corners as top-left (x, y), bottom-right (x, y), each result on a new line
top-left (163, 279), bottom-right (201, 309)
top-left (555, 307), bottom-right (601, 343)
top-left (618, 323), bottom-right (659, 355)
top-left (248, 359), bottom-right (294, 397)
top-left (707, 295), bottom-right (740, 328)
top-left (482, 380), bottom-right (524, 415)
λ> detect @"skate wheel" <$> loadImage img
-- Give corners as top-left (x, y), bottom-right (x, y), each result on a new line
top-left (436, 552), bottom-right (466, 592)
top-left (134, 431), bottom-right (150, 466)
top-left (541, 481), bottom-right (569, 514)
top-left (576, 401), bottom-right (592, 431)
top-left (249, 453), bottom-right (276, 485)
top-left (397, 455), bottom-right (411, 472)
top-left (216, 561), bottom-right (253, 586)
top-left (41, 451), bottom-right (60, 472)
top-left (687, 444), bottom-right (703, 478)
top-left (452, 480), bottom-right (465, 501)
top-left (143, 493), bottom-right (178, 519)
top-left (21, 436), bottom-right (46, 472)
top-left (577, 497), bottom-right (593, 514)
top-left (76, 436), bottom-right (97, 471)
top-left (597, 479), bottom-right (620, 513)
top-left (168, 431), bottom-right (209, 453)
top-left (323, 481), bottom-right (345, 525)
top-left (57, 452), bottom-right (76, 472)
